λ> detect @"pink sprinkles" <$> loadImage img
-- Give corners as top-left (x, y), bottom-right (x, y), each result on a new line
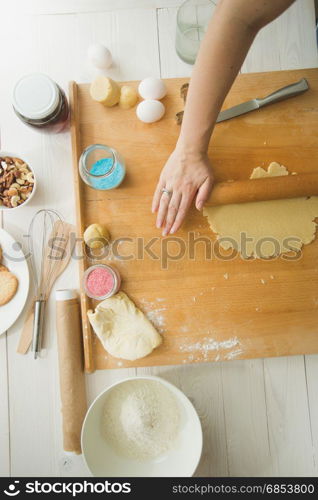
top-left (86, 267), bottom-right (114, 297)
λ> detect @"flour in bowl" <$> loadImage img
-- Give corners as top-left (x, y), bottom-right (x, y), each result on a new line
top-left (101, 379), bottom-right (181, 460)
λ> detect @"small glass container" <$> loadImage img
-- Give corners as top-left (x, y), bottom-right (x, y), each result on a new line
top-left (83, 264), bottom-right (121, 300)
top-left (12, 73), bottom-right (69, 133)
top-left (176, 0), bottom-right (215, 65)
top-left (79, 144), bottom-right (126, 190)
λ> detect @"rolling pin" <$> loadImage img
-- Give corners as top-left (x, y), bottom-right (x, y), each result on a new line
top-left (205, 172), bottom-right (318, 206)
top-left (56, 289), bottom-right (87, 454)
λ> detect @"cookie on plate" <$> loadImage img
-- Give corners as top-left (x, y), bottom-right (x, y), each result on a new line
top-left (0, 245), bottom-right (8, 271)
top-left (0, 271), bottom-right (18, 305)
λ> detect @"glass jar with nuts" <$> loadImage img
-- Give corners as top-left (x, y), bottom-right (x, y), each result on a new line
top-left (0, 153), bottom-right (36, 209)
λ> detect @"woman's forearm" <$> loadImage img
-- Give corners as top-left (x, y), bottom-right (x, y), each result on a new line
top-left (177, 0), bottom-right (295, 155)
top-left (152, 0), bottom-right (295, 235)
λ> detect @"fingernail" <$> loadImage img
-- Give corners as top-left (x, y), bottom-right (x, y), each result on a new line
top-left (197, 201), bottom-right (203, 211)
top-left (157, 221), bottom-right (162, 228)
top-left (170, 228), bottom-right (175, 234)
top-left (162, 229), bottom-right (168, 236)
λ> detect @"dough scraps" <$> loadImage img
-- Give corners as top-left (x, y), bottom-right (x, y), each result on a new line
top-left (203, 162), bottom-right (318, 258)
top-left (87, 291), bottom-right (162, 360)
top-left (250, 161), bottom-right (288, 179)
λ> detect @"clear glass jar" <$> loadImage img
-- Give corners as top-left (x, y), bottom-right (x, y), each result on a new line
top-left (12, 73), bottom-right (69, 133)
top-left (83, 264), bottom-right (121, 300)
top-left (79, 144), bottom-right (126, 190)
top-left (176, 0), bottom-right (215, 65)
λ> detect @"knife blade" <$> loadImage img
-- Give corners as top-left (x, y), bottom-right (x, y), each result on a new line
top-left (216, 78), bottom-right (309, 123)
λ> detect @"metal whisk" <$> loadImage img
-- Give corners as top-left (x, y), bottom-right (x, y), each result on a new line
top-left (27, 209), bottom-right (63, 359)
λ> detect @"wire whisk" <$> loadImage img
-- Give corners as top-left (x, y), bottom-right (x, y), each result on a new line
top-left (27, 209), bottom-right (71, 359)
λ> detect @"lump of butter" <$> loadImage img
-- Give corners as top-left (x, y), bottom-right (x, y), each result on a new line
top-left (90, 76), bottom-right (120, 107)
top-left (119, 85), bottom-right (138, 109)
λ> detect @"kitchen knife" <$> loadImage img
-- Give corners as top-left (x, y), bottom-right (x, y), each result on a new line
top-left (216, 78), bottom-right (309, 123)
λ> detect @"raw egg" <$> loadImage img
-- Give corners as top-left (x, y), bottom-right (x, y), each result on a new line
top-left (87, 43), bottom-right (112, 70)
top-left (136, 100), bottom-right (165, 123)
top-left (138, 77), bottom-right (167, 100)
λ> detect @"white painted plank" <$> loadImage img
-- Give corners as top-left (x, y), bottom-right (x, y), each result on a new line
top-left (278, 0), bottom-right (318, 70)
top-left (264, 356), bottom-right (315, 476)
top-left (304, 354), bottom-right (318, 476)
top-left (4, 0), bottom-right (183, 15)
top-left (76, 9), bottom-right (160, 83)
top-left (221, 359), bottom-right (272, 476)
top-left (0, 7), bottom-right (159, 476)
top-left (0, 152), bottom-right (10, 476)
top-left (242, 0), bottom-right (318, 74)
top-left (0, 333), bottom-right (10, 477)
top-left (0, 13), bottom-right (49, 477)
top-left (241, 18), bottom-right (280, 74)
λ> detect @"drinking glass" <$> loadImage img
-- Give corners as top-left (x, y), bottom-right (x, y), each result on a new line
top-left (176, 0), bottom-right (216, 65)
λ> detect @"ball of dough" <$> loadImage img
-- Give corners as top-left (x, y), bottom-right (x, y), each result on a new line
top-left (84, 223), bottom-right (110, 249)
top-left (119, 85), bottom-right (138, 109)
top-left (87, 291), bottom-right (162, 361)
top-left (90, 76), bottom-right (120, 107)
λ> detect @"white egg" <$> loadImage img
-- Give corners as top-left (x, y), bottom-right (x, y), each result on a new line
top-left (138, 77), bottom-right (167, 100)
top-left (87, 43), bottom-right (112, 69)
top-left (136, 100), bottom-right (165, 123)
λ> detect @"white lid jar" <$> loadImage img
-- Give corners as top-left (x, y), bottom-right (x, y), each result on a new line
top-left (12, 73), bottom-right (69, 133)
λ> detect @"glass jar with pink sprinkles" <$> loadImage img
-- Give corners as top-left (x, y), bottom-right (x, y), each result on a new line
top-left (83, 264), bottom-right (121, 300)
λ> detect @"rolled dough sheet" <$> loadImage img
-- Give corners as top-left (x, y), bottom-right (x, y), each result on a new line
top-left (203, 162), bottom-right (318, 258)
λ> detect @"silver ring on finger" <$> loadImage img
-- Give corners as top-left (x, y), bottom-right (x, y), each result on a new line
top-left (161, 188), bottom-right (172, 198)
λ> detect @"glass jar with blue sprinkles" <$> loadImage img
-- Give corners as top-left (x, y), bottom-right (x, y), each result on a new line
top-left (79, 144), bottom-right (126, 190)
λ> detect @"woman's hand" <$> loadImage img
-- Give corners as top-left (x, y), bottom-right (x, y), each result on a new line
top-left (152, 148), bottom-right (214, 236)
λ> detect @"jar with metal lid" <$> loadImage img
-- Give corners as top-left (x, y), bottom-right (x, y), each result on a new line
top-left (79, 144), bottom-right (126, 190)
top-left (12, 73), bottom-right (69, 133)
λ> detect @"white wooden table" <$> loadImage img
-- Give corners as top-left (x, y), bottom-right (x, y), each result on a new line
top-left (1, 0), bottom-right (318, 478)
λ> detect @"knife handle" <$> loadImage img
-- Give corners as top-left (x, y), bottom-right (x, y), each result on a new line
top-left (257, 78), bottom-right (309, 108)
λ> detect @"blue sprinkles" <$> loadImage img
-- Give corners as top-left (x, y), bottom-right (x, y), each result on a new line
top-left (90, 158), bottom-right (125, 190)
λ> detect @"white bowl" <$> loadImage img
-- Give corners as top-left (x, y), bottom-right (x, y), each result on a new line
top-left (0, 151), bottom-right (36, 210)
top-left (81, 375), bottom-right (203, 477)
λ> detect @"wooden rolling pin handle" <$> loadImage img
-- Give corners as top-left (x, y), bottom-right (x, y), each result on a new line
top-left (206, 173), bottom-right (318, 206)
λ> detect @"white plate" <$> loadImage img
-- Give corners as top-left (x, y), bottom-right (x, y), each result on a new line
top-left (0, 228), bottom-right (30, 334)
top-left (81, 375), bottom-right (203, 477)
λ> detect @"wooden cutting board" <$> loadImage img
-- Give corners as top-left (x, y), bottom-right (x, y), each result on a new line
top-left (70, 68), bottom-right (318, 373)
